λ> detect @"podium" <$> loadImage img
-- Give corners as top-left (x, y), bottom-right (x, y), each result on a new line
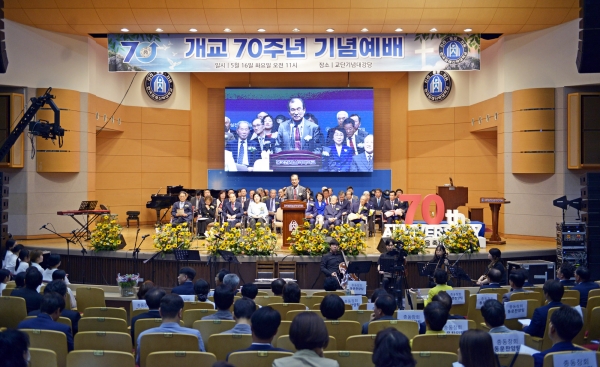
top-left (480, 197), bottom-right (510, 245)
top-left (437, 186), bottom-right (468, 211)
top-left (281, 200), bottom-right (307, 249)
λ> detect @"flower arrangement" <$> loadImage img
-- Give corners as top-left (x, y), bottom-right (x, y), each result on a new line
top-left (116, 273), bottom-right (139, 297)
top-left (391, 224), bottom-right (427, 255)
top-left (89, 215), bottom-right (123, 252)
top-left (152, 222), bottom-right (193, 253)
top-left (205, 222), bottom-right (242, 255)
top-left (439, 220), bottom-right (480, 253)
top-left (237, 222), bottom-right (278, 256)
top-left (288, 222), bottom-right (329, 256)
top-left (330, 223), bottom-right (367, 256)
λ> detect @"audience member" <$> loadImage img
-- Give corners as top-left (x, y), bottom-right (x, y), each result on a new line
top-left (556, 263), bottom-right (576, 286)
top-left (52, 269), bottom-right (77, 310)
top-left (136, 280), bottom-right (155, 299)
top-left (458, 329), bottom-right (499, 367)
top-left (0, 268), bottom-right (9, 293)
top-left (221, 298), bottom-right (255, 334)
top-left (15, 249), bottom-right (30, 274)
top-left (320, 294), bottom-right (345, 320)
top-left (42, 254), bottom-right (68, 284)
top-left (372, 328), bottom-right (416, 367)
top-left (478, 268), bottom-right (502, 292)
top-left (13, 272), bottom-right (25, 288)
top-left (171, 267), bottom-right (196, 295)
top-left (573, 266), bottom-right (599, 307)
top-left (481, 299), bottom-right (512, 333)
top-left (523, 279), bottom-right (564, 338)
top-left (4, 243), bottom-right (23, 275)
top-left (130, 287), bottom-right (166, 343)
top-left (223, 273), bottom-right (240, 293)
top-left (422, 301), bottom-right (448, 336)
top-left (11, 267), bottom-right (43, 313)
top-left (136, 294), bottom-right (205, 364)
top-left (202, 286), bottom-right (234, 320)
top-left (418, 291), bottom-right (464, 334)
top-left (532, 305), bottom-right (584, 367)
top-left (1, 238), bottom-right (16, 270)
top-left (323, 277), bottom-right (339, 292)
top-left (283, 282), bottom-right (302, 303)
top-left (216, 269), bottom-right (230, 287)
top-left (18, 292), bottom-right (74, 351)
top-left (29, 250), bottom-right (44, 274)
top-left (520, 268), bottom-right (533, 287)
top-left (503, 270), bottom-right (530, 303)
top-left (271, 278), bottom-right (285, 296)
top-left (194, 279), bottom-right (215, 307)
top-left (425, 269), bottom-right (453, 306)
top-left (362, 294), bottom-right (396, 334)
top-left (370, 288), bottom-right (388, 304)
top-left (28, 280), bottom-right (81, 335)
top-left (273, 312), bottom-right (338, 367)
top-left (241, 282), bottom-right (258, 300)
top-left (0, 329), bottom-right (30, 367)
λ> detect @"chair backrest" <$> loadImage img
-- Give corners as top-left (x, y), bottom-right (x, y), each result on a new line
top-left (183, 301), bottom-right (215, 312)
top-left (285, 309), bottom-right (321, 321)
top-left (6, 280), bottom-right (15, 288)
top-left (275, 208), bottom-right (283, 221)
top-left (497, 352), bottom-right (534, 367)
top-left (588, 306), bottom-right (600, 341)
top-left (29, 347), bottom-right (58, 367)
top-left (324, 320), bottom-right (362, 350)
top-left (277, 335), bottom-right (337, 352)
top-left (312, 303), bottom-right (352, 310)
top-left (278, 261), bottom-right (297, 279)
top-left (504, 299), bottom-right (540, 330)
top-left (297, 295), bottom-right (324, 308)
top-left (21, 329), bottom-right (68, 367)
top-left (542, 351), bottom-right (600, 367)
top-left (525, 333), bottom-right (543, 351)
top-left (272, 320), bottom-right (291, 347)
top-left (130, 308), bottom-right (149, 324)
top-left (408, 290), bottom-right (419, 310)
top-left (323, 351), bottom-right (374, 367)
top-left (0, 296), bottom-right (27, 328)
top-left (412, 351), bottom-right (458, 367)
top-left (146, 351), bottom-right (217, 367)
top-left (83, 307), bottom-right (127, 321)
top-left (340, 310), bottom-right (373, 325)
top-left (510, 291), bottom-right (543, 304)
top-left (79, 317), bottom-right (128, 334)
top-left (75, 287), bottom-right (106, 314)
top-left (588, 289), bottom-right (600, 301)
top-left (467, 293), bottom-right (498, 329)
top-left (542, 307), bottom-right (586, 350)
top-left (560, 297), bottom-right (579, 307)
top-left (585, 297), bottom-right (600, 332)
top-left (268, 302), bottom-right (307, 315)
top-left (182, 309), bottom-right (218, 327)
top-left (74, 331), bottom-right (132, 352)
top-left (206, 333), bottom-right (252, 361)
top-left (22, 316), bottom-right (72, 330)
top-left (229, 351), bottom-right (294, 367)
top-left (191, 319), bottom-right (237, 346)
top-left (66, 350), bottom-right (134, 367)
top-left (367, 320), bottom-right (419, 339)
top-left (313, 291), bottom-right (346, 297)
top-left (563, 289), bottom-right (580, 301)
top-left (346, 334), bottom-right (376, 352)
top-left (253, 296), bottom-right (283, 307)
top-left (257, 261), bottom-right (275, 279)
top-left (139, 333), bottom-right (200, 367)
top-left (411, 334), bottom-right (461, 353)
top-left (479, 288), bottom-right (509, 296)
top-left (449, 290), bottom-right (470, 317)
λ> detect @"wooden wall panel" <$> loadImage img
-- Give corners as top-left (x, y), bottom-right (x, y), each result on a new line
top-left (512, 131), bottom-right (555, 152)
top-left (373, 88), bottom-right (390, 168)
top-left (512, 153), bottom-right (555, 174)
top-left (513, 110), bottom-right (555, 131)
top-left (207, 88), bottom-right (225, 170)
top-left (512, 88), bottom-right (555, 110)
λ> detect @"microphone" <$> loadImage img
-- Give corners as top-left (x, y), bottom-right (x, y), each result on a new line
top-left (141, 234), bottom-right (150, 239)
top-left (39, 223), bottom-right (48, 230)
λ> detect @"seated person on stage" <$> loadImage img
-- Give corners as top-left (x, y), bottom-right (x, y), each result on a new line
top-left (323, 195), bottom-right (342, 230)
top-left (337, 191), bottom-right (350, 220)
top-left (18, 292), bottom-right (74, 351)
top-left (136, 294), bottom-right (205, 364)
top-left (361, 294), bottom-right (397, 334)
top-left (282, 282), bottom-right (302, 305)
top-left (482, 299), bottom-right (513, 333)
top-left (477, 248), bottom-right (506, 286)
top-left (221, 298), bottom-right (256, 334)
top-left (52, 270), bottom-right (77, 311)
top-left (323, 277), bottom-right (339, 292)
top-left (377, 240), bottom-right (398, 292)
top-left (11, 267), bottom-right (44, 313)
top-left (419, 291), bottom-right (465, 334)
top-left (194, 279), bottom-right (215, 307)
top-left (523, 279), bottom-right (564, 338)
top-left (320, 294), bottom-right (345, 321)
top-left (130, 287), bottom-right (165, 342)
top-left (503, 269), bottom-right (531, 303)
top-left (197, 195), bottom-right (216, 239)
top-left (573, 266), bottom-right (599, 307)
top-left (478, 268), bottom-right (502, 293)
top-left (532, 305), bottom-right (584, 367)
top-left (226, 306), bottom-right (291, 361)
top-left (383, 191), bottom-right (402, 224)
top-left (29, 280), bottom-right (81, 336)
top-left (266, 189), bottom-right (280, 224)
top-left (425, 269), bottom-right (453, 306)
top-left (202, 286), bottom-right (235, 320)
top-left (171, 191), bottom-right (193, 227)
top-left (241, 282), bottom-right (259, 301)
top-left (247, 193), bottom-right (268, 229)
top-left (223, 192), bottom-right (243, 228)
top-left (271, 278), bottom-right (285, 296)
top-left (349, 195), bottom-right (370, 229)
top-left (171, 267), bottom-right (196, 295)
top-left (304, 196), bottom-right (318, 228)
top-left (223, 273), bottom-right (240, 294)
top-left (314, 192), bottom-right (326, 226)
top-left (320, 239), bottom-right (344, 281)
top-left (556, 263), bottom-right (576, 286)
top-left (395, 189), bottom-right (409, 220)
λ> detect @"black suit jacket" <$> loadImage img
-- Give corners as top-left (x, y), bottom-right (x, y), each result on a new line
top-left (223, 201), bottom-right (243, 219)
top-left (11, 287), bottom-right (44, 313)
top-left (29, 308), bottom-right (81, 335)
top-left (251, 136), bottom-right (276, 152)
top-left (199, 204), bottom-right (216, 220)
top-left (130, 310), bottom-right (161, 342)
top-left (265, 197), bottom-right (280, 213)
top-left (171, 281), bottom-right (195, 296)
top-left (225, 138), bottom-right (261, 167)
top-left (337, 200), bottom-right (350, 214)
top-left (370, 197), bottom-right (385, 210)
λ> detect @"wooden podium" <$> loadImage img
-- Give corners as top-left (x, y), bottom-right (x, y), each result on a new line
top-left (437, 186), bottom-right (468, 211)
top-left (280, 200), bottom-right (307, 249)
top-left (480, 197), bottom-right (510, 245)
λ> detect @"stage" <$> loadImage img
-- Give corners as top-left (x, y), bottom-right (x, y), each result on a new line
top-left (20, 224), bottom-right (557, 291)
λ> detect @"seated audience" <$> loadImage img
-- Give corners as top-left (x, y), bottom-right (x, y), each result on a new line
top-left (556, 263), bottom-right (576, 286)
top-left (0, 329), bottom-right (30, 367)
top-left (130, 287), bottom-right (166, 343)
top-left (216, 269), bottom-right (230, 287)
top-left (419, 291), bottom-right (464, 334)
top-left (52, 270), bottom-right (76, 310)
top-left (272, 312), bottom-right (338, 367)
top-left (521, 268), bottom-right (533, 287)
top-left (421, 301), bottom-right (448, 336)
top-left (503, 270), bottom-right (531, 303)
top-left (18, 292), bottom-right (74, 351)
top-left (241, 282), bottom-right (259, 300)
top-left (458, 329), bottom-right (500, 367)
top-left (0, 268), bottom-right (9, 293)
top-left (15, 249), bottom-right (29, 274)
top-left (370, 288), bottom-right (389, 304)
top-left (171, 267), bottom-right (196, 295)
top-left (42, 254), bottom-right (69, 284)
top-left (283, 282), bottom-right (302, 304)
top-left (221, 298), bottom-right (256, 334)
top-left (573, 266), bottom-right (599, 307)
top-left (372, 328), bottom-right (416, 367)
top-left (223, 273), bottom-right (240, 293)
top-left (13, 272), bottom-right (25, 288)
top-left (271, 278), bottom-right (285, 296)
top-left (4, 243), bottom-right (23, 275)
top-left (532, 305), bottom-right (584, 367)
top-left (362, 294), bottom-right (397, 334)
top-left (29, 280), bottom-right (81, 335)
top-left (481, 299), bottom-right (512, 333)
top-left (136, 294), bottom-right (205, 364)
top-left (11, 267), bottom-right (44, 313)
top-left (523, 279), bottom-right (564, 338)
top-left (202, 286), bottom-right (234, 320)
top-left (29, 250), bottom-right (44, 274)
top-left (320, 294), bottom-right (345, 320)
top-left (194, 279), bottom-right (215, 307)
top-left (426, 269), bottom-right (453, 306)
top-left (323, 277), bottom-right (339, 292)
top-left (136, 280), bottom-right (155, 299)
top-left (479, 268), bottom-right (502, 292)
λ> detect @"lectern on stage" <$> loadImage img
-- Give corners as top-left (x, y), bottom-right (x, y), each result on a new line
top-left (437, 185), bottom-right (468, 211)
top-left (281, 200), bottom-right (307, 249)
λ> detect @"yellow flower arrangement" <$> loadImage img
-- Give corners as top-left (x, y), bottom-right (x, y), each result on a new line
top-left (237, 222), bottom-right (278, 256)
top-left (330, 223), bottom-right (367, 256)
top-left (439, 220), bottom-right (480, 253)
top-left (205, 222), bottom-right (242, 255)
top-left (90, 214), bottom-right (123, 252)
top-left (288, 222), bottom-right (329, 256)
top-left (391, 224), bottom-right (427, 255)
top-left (152, 222), bottom-right (192, 253)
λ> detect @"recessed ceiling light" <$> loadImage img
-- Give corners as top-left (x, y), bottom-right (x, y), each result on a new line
top-left (292, 28), bottom-right (300, 32)
top-left (223, 28), bottom-right (231, 32)
top-left (257, 28), bottom-right (266, 32)
top-left (395, 28), bottom-right (403, 32)
top-left (189, 28), bottom-right (197, 32)
top-left (464, 28), bottom-right (472, 32)
top-left (326, 28), bottom-right (335, 33)
top-left (430, 28), bottom-right (437, 32)
top-left (361, 28), bottom-right (369, 32)
top-left (156, 28), bottom-right (163, 32)
top-left (121, 28), bottom-right (129, 32)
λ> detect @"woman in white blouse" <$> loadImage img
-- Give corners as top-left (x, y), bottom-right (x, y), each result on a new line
top-left (4, 244), bottom-right (23, 275)
top-left (15, 249), bottom-right (30, 274)
top-left (29, 250), bottom-right (44, 274)
top-left (247, 193), bottom-right (268, 229)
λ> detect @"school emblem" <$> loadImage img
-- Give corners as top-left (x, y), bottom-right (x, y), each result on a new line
top-left (423, 71), bottom-right (452, 102)
top-left (144, 72), bottom-right (174, 101)
top-left (289, 220), bottom-right (299, 232)
top-left (439, 36), bottom-right (468, 64)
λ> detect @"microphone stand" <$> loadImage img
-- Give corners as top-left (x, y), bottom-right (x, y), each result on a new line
top-left (40, 224), bottom-right (75, 278)
top-left (133, 234), bottom-right (149, 276)
top-left (132, 229), bottom-right (140, 273)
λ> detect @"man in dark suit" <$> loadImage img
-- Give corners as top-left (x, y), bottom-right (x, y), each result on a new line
top-left (523, 279), bottom-right (564, 338)
top-left (226, 306), bottom-right (290, 361)
top-left (171, 191), bottom-right (193, 227)
top-left (337, 191), bottom-right (350, 220)
top-left (395, 188), bottom-right (409, 220)
top-left (283, 174), bottom-right (307, 201)
top-left (323, 195), bottom-right (342, 230)
top-left (223, 192), bottom-right (243, 228)
top-left (370, 189), bottom-right (385, 211)
top-left (28, 280), bottom-right (81, 335)
top-left (532, 306), bottom-right (584, 367)
top-left (573, 266), bottom-right (599, 307)
top-left (266, 189), bottom-right (280, 223)
top-left (361, 294), bottom-right (397, 334)
top-left (382, 191), bottom-right (401, 224)
top-left (171, 267), bottom-right (196, 295)
top-left (350, 134), bottom-right (374, 172)
top-left (250, 118), bottom-right (276, 153)
top-left (349, 195), bottom-right (370, 228)
top-left (556, 263), bottom-right (576, 286)
top-left (343, 118), bottom-right (367, 155)
top-left (18, 292), bottom-right (74, 351)
top-left (225, 121), bottom-right (261, 169)
top-left (274, 98), bottom-right (323, 154)
top-left (304, 198), bottom-right (318, 228)
top-left (11, 267), bottom-right (44, 313)
top-left (131, 288), bottom-right (165, 343)
top-left (478, 268), bottom-right (502, 293)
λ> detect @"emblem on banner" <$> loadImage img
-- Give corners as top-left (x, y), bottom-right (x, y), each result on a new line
top-left (289, 220), bottom-right (299, 232)
top-left (423, 71), bottom-right (452, 102)
top-left (439, 36), bottom-right (468, 64)
top-left (144, 72), bottom-right (174, 101)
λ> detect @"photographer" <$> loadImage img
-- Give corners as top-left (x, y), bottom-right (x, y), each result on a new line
top-left (377, 239), bottom-right (407, 300)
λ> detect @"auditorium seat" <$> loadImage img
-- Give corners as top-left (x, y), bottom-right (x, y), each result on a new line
top-left (29, 347), bottom-right (58, 367)
top-left (560, 297), bottom-right (579, 307)
top-left (82, 307), bottom-right (127, 322)
top-left (146, 351), bottom-right (217, 367)
top-left (542, 351), bottom-right (600, 367)
top-left (252, 295), bottom-right (283, 307)
top-left (587, 307), bottom-right (600, 341)
top-left (206, 334), bottom-right (252, 360)
top-left (271, 320), bottom-right (291, 347)
top-left (324, 320), bottom-right (361, 350)
top-left (504, 300), bottom-right (539, 331)
top-left (229, 351), bottom-right (293, 367)
top-left (139, 333), bottom-right (199, 367)
top-left (323, 351), bottom-right (374, 367)
top-left (182, 309), bottom-right (217, 327)
top-left (586, 297), bottom-right (600, 326)
top-left (0, 296), bottom-right (27, 328)
top-left (75, 287), bottom-right (106, 314)
top-left (449, 290), bottom-right (470, 317)
top-left (133, 319), bottom-right (184, 347)
top-left (510, 291), bottom-right (543, 304)
top-left (345, 334), bottom-right (376, 352)
top-left (411, 351), bottom-right (458, 367)
top-left (367, 320), bottom-right (418, 339)
top-left (277, 335), bottom-right (336, 352)
top-left (467, 293), bottom-right (498, 330)
top-left (563, 289), bottom-right (580, 301)
top-left (182, 301), bottom-right (215, 312)
top-left (129, 308), bottom-right (149, 324)
top-left (78, 317), bottom-right (128, 334)
top-left (411, 334), bottom-right (461, 354)
top-left (23, 316), bottom-right (72, 330)
top-left (74, 331), bottom-right (132, 352)
top-left (285, 309), bottom-right (320, 321)
top-left (67, 350), bottom-right (134, 367)
top-left (312, 303), bottom-right (352, 311)
top-left (21, 329), bottom-right (68, 367)
top-left (268, 302), bottom-right (307, 315)
top-left (339, 310), bottom-right (372, 325)
top-left (297, 295), bottom-right (323, 308)
top-left (497, 352), bottom-right (534, 367)
top-left (541, 307), bottom-right (586, 350)
top-left (479, 288), bottom-right (509, 298)
top-left (192, 319), bottom-right (236, 346)
top-left (313, 291), bottom-right (346, 297)
top-left (588, 289), bottom-right (600, 301)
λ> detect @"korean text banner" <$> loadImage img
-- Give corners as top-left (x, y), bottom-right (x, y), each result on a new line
top-left (108, 33), bottom-right (480, 73)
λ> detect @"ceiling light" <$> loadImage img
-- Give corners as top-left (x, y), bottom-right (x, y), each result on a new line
top-left (361, 28), bottom-right (369, 32)
top-left (121, 28), bottom-right (129, 32)
top-left (156, 28), bottom-right (163, 32)
top-left (223, 28), bottom-right (231, 32)
top-left (464, 28), bottom-right (472, 32)
top-left (292, 28), bottom-right (300, 32)
top-left (257, 28), bottom-right (266, 32)
top-left (430, 28), bottom-right (437, 32)
top-left (395, 28), bottom-right (403, 32)
top-left (189, 28), bottom-right (197, 32)
top-left (326, 28), bottom-right (335, 33)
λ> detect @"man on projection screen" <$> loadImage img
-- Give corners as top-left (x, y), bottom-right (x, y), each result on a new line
top-left (274, 97), bottom-right (323, 154)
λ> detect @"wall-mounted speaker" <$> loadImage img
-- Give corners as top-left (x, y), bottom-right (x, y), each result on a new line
top-left (577, 0), bottom-right (600, 73)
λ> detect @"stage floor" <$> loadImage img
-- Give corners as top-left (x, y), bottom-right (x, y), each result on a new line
top-left (19, 224), bottom-right (556, 261)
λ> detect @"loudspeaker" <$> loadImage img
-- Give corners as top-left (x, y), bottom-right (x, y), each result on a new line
top-left (118, 234), bottom-right (127, 250)
top-left (577, 0), bottom-right (600, 73)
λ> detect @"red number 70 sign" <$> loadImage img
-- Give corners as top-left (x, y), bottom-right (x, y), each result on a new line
top-left (398, 194), bottom-right (446, 225)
